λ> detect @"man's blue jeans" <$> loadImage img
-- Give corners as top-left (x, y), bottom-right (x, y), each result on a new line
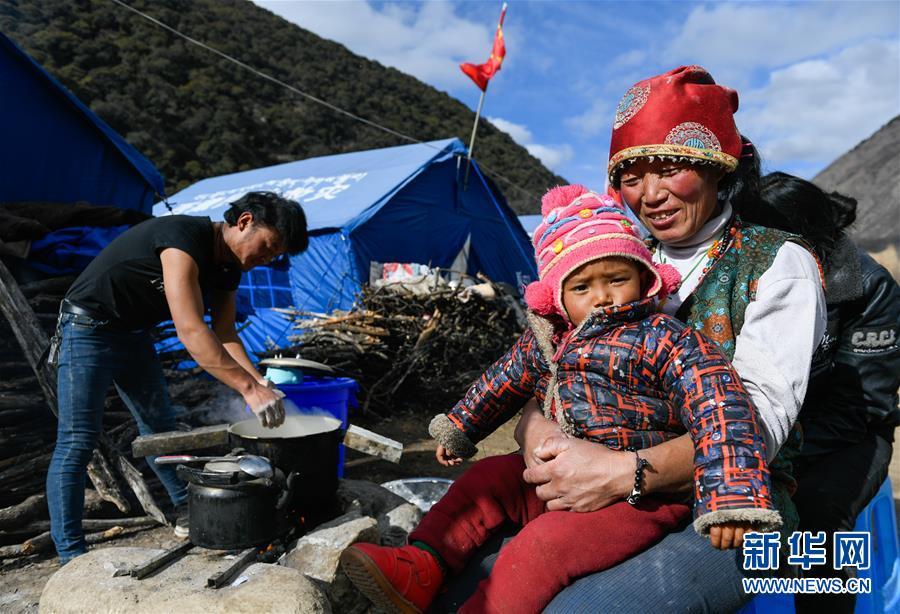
top-left (46, 313), bottom-right (187, 563)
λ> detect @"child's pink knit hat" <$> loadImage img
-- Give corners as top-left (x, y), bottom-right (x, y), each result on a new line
top-left (524, 184), bottom-right (680, 318)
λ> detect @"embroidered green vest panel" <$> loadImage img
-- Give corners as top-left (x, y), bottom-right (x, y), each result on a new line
top-left (674, 220), bottom-right (806, 537)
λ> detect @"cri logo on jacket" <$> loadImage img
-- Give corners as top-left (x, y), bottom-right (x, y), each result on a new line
top-left (849, 327), bottom-right (898, 353)
top-left (150, 277), bottom-right (164, 294)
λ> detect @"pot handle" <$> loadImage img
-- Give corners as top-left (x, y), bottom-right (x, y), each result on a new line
top-left (275, 471), bottom-right (300, 511)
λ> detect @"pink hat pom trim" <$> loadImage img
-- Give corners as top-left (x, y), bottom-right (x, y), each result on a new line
top-left (524, 280), bottom-right (556, 315)
top-left (654, 263), bottom-right (681, 299)
top-left (540, 184), bottom-right (591, 216)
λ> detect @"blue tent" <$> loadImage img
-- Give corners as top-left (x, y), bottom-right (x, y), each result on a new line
top-left (154, 138), bottom-right (537, 354)
top-left (0, 32), bottom-right (164, 213)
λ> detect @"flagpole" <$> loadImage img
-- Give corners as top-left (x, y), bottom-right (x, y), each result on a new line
top-left (464, 86), bottom-right (487, 190)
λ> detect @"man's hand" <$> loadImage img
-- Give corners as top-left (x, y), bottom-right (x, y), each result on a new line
top-left (435, 445), bottom-right (463, 467)
top-left (245, 383), bottom-right (286, 428)
top-left (522, 436), bottom-right (634, 512)
top-left (709, 522), bottom-right (754, 550)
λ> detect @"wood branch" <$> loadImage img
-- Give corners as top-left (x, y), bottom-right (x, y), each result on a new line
top-left (87, 449), bottom-right (130, 514)
top-left (0, 494), bottom-right (46, 530)
top-left (0, 258), bottom-right (57, 414)
top-left (115, 455), bottom-right (168, 526)
top-left (131, 424), bottom-right (230, 457)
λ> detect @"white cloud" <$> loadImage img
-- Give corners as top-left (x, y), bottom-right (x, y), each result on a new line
top-left (526, 144), bottom-right (574, 169)
top-left (487, 116), bottom-right (572, 171)
top-left (486, 116), bottom-right (532, 145)
top-left (564, 99), bottom-right (611, 137)
top-left (667, 2), bottom-right (898, 79)
top-left (254, 1), bottom-right (490, 87)
top-left (738, 38), bottom-right (900, 170)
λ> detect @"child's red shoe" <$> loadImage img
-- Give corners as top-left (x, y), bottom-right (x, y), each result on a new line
top-left (340, 543), bottom-right (443, 613)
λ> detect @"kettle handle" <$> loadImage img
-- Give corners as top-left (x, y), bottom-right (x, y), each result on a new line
top-left (276, 471), bottom-right (300, 510)
top-left (176, 464), bottom-right (239, 487)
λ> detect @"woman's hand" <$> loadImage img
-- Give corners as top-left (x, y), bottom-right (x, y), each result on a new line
top-left (709, 522), bottom-right (754, 550)
top-left (435, 445), bottom-right (463, 467)
top-left (522, 436), bottom-right (634, 512)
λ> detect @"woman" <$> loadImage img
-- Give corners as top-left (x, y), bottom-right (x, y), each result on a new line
top-left (433, 65), bottom-right (827, 612)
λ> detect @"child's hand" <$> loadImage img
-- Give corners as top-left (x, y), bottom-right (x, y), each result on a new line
top-left (435, 445), bottom-right (463, 467)
top-left (709, 522), bottom-right (755, 550)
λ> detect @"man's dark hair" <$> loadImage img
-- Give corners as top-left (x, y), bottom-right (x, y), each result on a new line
top-left (223, 191), bottom-right (309, 255)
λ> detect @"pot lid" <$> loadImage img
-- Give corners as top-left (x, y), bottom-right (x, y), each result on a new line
top-left (204, 460), bottom-right (241, 474)
top-left (257, 357), bottom-right (335, 373)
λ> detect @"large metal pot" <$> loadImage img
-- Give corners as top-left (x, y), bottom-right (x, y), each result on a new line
top-left (228, 415), bottom-right (344, 520)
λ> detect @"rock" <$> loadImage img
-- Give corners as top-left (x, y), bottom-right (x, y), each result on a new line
top-left (39, 547), bottom-right (330, 614)
top-left (380, 503), bottom-right (422, 547)
top-left (336, 479), bottom-right (423, 546)
top-left (281, 511), bottom-right (378, 612)
top-left (337, 479), bottom-right (410, 518)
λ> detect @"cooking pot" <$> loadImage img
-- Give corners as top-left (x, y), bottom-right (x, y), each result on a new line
top-left (228, 415), bottom-right (344, 519)
top-left (177, 462), bottom-right (299, 550)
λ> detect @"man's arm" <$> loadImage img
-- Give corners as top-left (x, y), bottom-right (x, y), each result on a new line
top-left (160, 248), bottom-right (284, 426)
top-left (209, 289), bottom-right (267, 385)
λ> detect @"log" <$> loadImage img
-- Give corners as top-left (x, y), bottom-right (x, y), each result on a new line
top-left (0, 526), bottom-right (126, 558)
top-left (131, 424), bottom-right (229, 457)
top-left (0, 258), bottom-right (57, 413)
top-left (0, 452), bottom-right (52, 486)
top-left (115, 455), bottom-right (168, 526)
top-left (0, 443), bottom-right (54, 471)
top-left (132, 422), bottom-right (403, 463)
top-left (17, 516), bottom-right (159, 534)
top-left (343, 424), bottom-right (403, 463)
top-left (0, 494), bottom-right (46, 529)
top-left (86, 449), bottom-right (130, 514)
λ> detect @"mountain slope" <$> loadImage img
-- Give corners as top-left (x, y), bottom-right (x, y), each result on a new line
top-left (1, 0), bottom-right (565, 213)
top-left (813, 116), bottom-right (900, 253)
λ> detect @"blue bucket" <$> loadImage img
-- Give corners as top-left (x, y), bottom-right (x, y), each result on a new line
top-left (276, 376), bottom-right (358, 477)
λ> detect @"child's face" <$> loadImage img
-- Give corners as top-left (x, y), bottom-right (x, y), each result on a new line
top-left (562, 257), bottom-right (645, 324)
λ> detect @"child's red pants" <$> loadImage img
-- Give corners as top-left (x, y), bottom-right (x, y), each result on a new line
top-left (408, 453), bottom-right (690, 614)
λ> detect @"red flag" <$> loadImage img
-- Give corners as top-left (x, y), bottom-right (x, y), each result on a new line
top-left (460, 3), bottom-right (507, 92)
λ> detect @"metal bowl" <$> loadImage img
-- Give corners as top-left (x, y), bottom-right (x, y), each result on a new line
top-left (380, 478), bottom-right (454, 512)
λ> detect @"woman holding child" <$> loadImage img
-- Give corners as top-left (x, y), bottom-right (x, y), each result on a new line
top-left (523, 65), bottom-right (828, 611)
top-left (342, 65), bottom-right (834, 612)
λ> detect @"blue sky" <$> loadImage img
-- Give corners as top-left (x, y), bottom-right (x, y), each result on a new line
top-left (255, 1), bottom-right (899, 191)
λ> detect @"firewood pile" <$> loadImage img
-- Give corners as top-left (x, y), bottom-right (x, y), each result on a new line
top-left (272, 278), bottom-right (527, 415)
top-left (0, 264), bottom-right (224, 564)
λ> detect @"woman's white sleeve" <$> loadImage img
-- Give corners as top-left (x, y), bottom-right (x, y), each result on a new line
top-left (731, 242), bottom-right (826, 461)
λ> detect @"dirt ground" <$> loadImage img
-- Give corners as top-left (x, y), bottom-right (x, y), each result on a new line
top-left (1, 415), bottom-right (896, 614)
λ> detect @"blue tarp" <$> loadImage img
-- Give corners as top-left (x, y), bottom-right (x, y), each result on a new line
top-left (0, 32), bottom-right (164, 212)
top-left (155, 138), bottom-right (537, 355)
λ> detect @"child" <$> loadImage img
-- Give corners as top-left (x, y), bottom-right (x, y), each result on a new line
top-left (341, 185), bottom-right (781, 614)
